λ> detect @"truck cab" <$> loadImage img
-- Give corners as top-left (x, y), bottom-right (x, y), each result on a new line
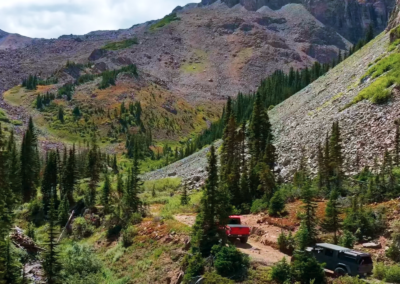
top-left (308, 243), bottom-right (373, 277)
top-left (226, 215), bottom-right (250, 244)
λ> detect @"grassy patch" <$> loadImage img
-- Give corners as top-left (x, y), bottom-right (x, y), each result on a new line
top-left (150, 13), bottom-right (179, 31)
top-left (343, 52), bottom-right (400, 110)
top-left (0, 109), bottom-right (9, 123)
top-left (102, 38), bottom-right (139, 51)
top-left (180, 49), bottom-right (209, 74)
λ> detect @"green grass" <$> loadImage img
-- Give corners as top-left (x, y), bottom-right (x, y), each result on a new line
top-left (149, 13), bottom-right (179, 31)
top-left (102, 38), bottom-right (138, 51)
top-left (0, 109), bottom-right (9, 123)
top-left (343, 52), bottom-right (400, 110)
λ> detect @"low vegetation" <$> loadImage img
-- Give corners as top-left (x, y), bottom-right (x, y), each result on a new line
top-left (150, 13), bottom-right (180, 31)
top-left (101, 38), bottom-right (139, 51)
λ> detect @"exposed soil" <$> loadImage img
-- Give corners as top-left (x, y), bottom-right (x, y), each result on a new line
top-left (174, 213), bottom-right (290, 265)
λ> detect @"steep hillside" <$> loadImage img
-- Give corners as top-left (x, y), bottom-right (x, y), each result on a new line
top-left (0, 29), bottom-right (32, 50)
top-left (0, 3), bottom-right (350, 101)
top-left (270, 30), bottom-right (399, 179)
top-left (200, 0), bottom-right (396, 43)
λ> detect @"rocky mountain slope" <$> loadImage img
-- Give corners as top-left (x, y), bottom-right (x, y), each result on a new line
top-left (0, 29), bottom-right (32, 50)
top-left (200, 0), bottom-right (396, 43)
top-left (0, 3), bottom-right (350, 102)
top-left (270, 30), bottom-right (399, 179)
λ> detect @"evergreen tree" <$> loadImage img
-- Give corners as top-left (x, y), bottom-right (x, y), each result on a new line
top-left (86, 138), bottom-right (100, 208)
top-left (116, 174), bottom-right (124, 198)
top-left (395, 124), bottom-right (400, 166)
top-left (58, 195), bottom-right (70, 227)
top-left (317, 143), bottom-right (325, 192)
top-left (101, 174), bottom-right (111, 213)
top-left (4, 238), bottom-right (21, 284)
top-left (329, 122), bottom-right (344, 193)
top-left (124, 147), bottom-right (142, 215)
top-left (365, 24), bottom-right (374, 43)
top-left (180, 186), bottom-right (190, 206)
top-left (41, 151), bottom-right (58, 212)
top-left (112, 154), bottom-right (118, 174)
top-left (322, 189), bottom-right (341, 244)
top-left (300, 180), bottom-right (318, 245)
top-left (43, 194), bottom-right (61, 284)
top-left (63, 146), bottom-right (76, 204)
top-left (192, 145), bottom-right (230, 256)
top-left (20, 118), bottom-right (40, 203)
top-left (268, 190), bottom-right (285, 216)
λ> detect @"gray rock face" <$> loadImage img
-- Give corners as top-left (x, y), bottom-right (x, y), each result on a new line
top-left (201, 0), bottom-right (397, 43)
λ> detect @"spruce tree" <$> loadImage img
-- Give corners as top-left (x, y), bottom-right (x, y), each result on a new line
top-left (124, 147), bottom-right (142, 215)
top-left (101, 174), bottom-right (111, 213)
top-left (43, 194), bottom-right (61, 284)
top-left (395, 124), bottom-right (400, 166)
top-left (116, 174), bottom-right (124, 198)
top-left (180, 186), bottom-right (190, 206)
top-left (322, 189), bottom-right (341, 244)
top-left (329, 122), bottom-right (344, 193)
top-left (41, 151), bottom-right (58, 212)
top-left (86, 138), bottom-right (100, 208)
top-left (301, 180), bottom-right (318, 245)
top-left (192, 145), bottom-right (230, 256)
top-left (58, 195), bottom-right (70, 227)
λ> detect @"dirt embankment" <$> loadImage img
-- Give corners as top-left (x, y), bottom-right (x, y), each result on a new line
top-left (174, 214), bottom-right (290, 265)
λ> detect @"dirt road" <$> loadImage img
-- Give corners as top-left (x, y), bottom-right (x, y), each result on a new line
top-left (174, 214), bottom-right (289, 265)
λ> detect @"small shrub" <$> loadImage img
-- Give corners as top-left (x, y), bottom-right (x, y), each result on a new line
top-left (338, 230), bottom-right (356, 249)
top-left (182, 253), bottom-right (204, 282)
top-left (333, 275), bottom-right (364, 284)
top-left (102, 38), bottom-right (138, 51)
top-left (250, 199), bottom-right (269, 214)
top-left (28, 199), bottom-right (45, 226)
top-left (271, 257), bottom-right (291, 284)
top-left (211, 245), bottom-right (250, 281)
top-left (373, 262), bottom-right (386, 280)
top-left (130, 213), bottom-right (142, 225)
top-left (61, 243), bottom-right (102, 283)
top-left (203, 272), bottom-right (234, 284)
top-left (268, 190), bottom-right (285, 216)
top-left (72, 217), bottom-right (94, 239)
top-left (387, 243), bottom-right (400, 261)
top-left (121, 226), bottom-right (137, 247)
top-left (290, 251), bottom-right (326, 284)
top-left (150, 13), bottom-right (179, 31)
top-left (107, 224), bottom-right (122, 238)
top-left (385, 265), bottom-right (400, 283)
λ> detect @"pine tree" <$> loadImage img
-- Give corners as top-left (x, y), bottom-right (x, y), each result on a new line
top-left (301, 180), bottom-right (318, 245)
top-left (329, 122), bottom-right (344, 192)
top-left (124, 147), bottom-right (142, 215)
top-left (395, 124), bottom-right (400, 166)
top-left (58, 195), bottom-right (70, 227)
top-left (317, 143), bottom-right (325, 191)
top-left (43, 194), bottom-right (61, 284)
top-left (4, 238), bottom-right (21, 284)
top-left (116, 174), bottom-right (124, 198)
top-left (112, 154), bottom-right (118, 174)
top-left (20, 118), bottom-right (40, 203)
top-left (192, 145), bottom-right (230, 256)
top-left (180, 186), bottom-right (190, 206)
top-left (365, 24), bottom-right (374, 42)
top-left (86, 137), bottom-right (100, 208)
top-left (101, 174), bottom-right (111, 213)
top-left (322, 189), bottom-right (341, 244)
top-left (41, 151), bottom-right (58, 212)
top-left (63, 145), bottom-right (76, 204)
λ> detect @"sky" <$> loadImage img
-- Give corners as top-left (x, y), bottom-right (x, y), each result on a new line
top-left (0, 0), bottom-right (200, 39)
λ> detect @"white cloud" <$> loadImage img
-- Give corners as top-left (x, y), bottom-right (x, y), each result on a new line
top-left (0, 0), bottom-right (200, 39)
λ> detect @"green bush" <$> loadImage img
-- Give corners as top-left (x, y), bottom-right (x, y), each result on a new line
top-left (387, 243), bottom-right (400, 262)
top-left (130, 213), bottom-right (142, 225)
top-left (61, 243), bottom-right (103, 284)
top-left (333, 276), bottom-right (364, 284)
top-left (202, 272), bottom-right (234, 284)
top-left (290, 252), bottom-right (326, 284)
top-left (268, 190), bottom-right (285, 216)
top-left (182, 253), bottom-right (204, 282)
top-left (385, 265), bottom-right (400, 283)
top-left (72, 217), bottom-right (94, 239)
top-left (338, 230), bottom-right (356, 249)
top-left (28, 198), bottom-right (45, 226)
top-left (271, 257), bottom-right (291, 284)
top-left (121, 226), bottom-right (137, 247)
top-left (211, 245), bottom-right (250, 281)
top-left (277, 231), bottom-right (295, 254)
top-left (373, 262), bottom-right (386, 280)
top-left (0, 109), bottom-right (10, 123)
top-left (250, 199), bottom-right (269, 214)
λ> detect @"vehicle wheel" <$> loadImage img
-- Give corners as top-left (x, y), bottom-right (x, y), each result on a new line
top-left (228, 237), bottom-right (236, 243)
top-left (334, 267), bottom-right (347, 277)
top-left (240, 237), bottom-right (248, 244)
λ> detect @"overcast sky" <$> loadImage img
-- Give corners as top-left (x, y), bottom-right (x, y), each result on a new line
top-left (0, 0), bottom-right (199, 39)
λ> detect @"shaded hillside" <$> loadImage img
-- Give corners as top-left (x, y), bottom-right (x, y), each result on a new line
top-left (200, 0), bottom-right (396, 43)
top-left (269, 30), bottom-right (399, 179)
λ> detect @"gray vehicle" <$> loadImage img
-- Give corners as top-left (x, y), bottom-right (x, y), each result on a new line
top-left (306, 243), bottom-right (373, 277)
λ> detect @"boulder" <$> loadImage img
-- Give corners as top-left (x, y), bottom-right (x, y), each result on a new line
top-left (168, 172), bottom-right (177, 177)
top-left (363, 242), bottom-right (382, 249)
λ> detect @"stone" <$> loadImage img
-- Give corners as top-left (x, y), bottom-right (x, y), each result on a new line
top-left (363, 242), bottom-right (382, 249)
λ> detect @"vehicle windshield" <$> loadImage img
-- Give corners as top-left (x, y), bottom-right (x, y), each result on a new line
top-left (359, 256), bottom-right (373, 265)
top-left (229, 218), bottom-right (241, 225)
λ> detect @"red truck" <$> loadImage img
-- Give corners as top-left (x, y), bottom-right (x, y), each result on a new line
top-left (226, 215), bottom-right (251, 244)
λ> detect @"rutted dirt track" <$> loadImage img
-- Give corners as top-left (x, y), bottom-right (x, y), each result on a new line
top-left (174, 214), bottom-right (289, 265)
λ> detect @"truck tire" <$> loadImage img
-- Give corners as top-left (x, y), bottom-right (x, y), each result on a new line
top-left (240, 237), bottom-right (248, 244)
top-left (334, 267), bottom-right (347, 277)
top-left (228, 237), bottom-right (236, 243)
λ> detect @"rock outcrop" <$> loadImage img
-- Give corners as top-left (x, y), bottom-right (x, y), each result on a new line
top-left (200, 0), bottom-right (396, 43)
